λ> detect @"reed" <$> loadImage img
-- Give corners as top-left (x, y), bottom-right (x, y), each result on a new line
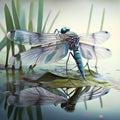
top-left (0, 0), bottom-right (59, 68)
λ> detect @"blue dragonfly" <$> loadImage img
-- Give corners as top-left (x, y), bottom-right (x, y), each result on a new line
top-left (7, 27), bottom-right (111, 81)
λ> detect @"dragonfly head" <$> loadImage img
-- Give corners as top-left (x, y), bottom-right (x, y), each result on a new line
top-left (7, 30), bottom-right (15, 40)
top-left (61, 27), bottom-right (70, 34)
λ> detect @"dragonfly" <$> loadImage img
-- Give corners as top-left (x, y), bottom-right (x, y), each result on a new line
top-left (7, 27), bottom-right (111, 81)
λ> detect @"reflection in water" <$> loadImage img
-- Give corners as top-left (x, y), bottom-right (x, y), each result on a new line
top-left (0, 70), bottom-right (109, 120)
top-left (61, 86), bottom-right (109, 112)
top-left (7, 87), bottom-right (67, 106)
top-left (0, 69), bottom-right (110, 120)
top-left (7, 86), bottom-right (110, 111)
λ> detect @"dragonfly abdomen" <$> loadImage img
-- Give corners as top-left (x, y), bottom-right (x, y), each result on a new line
top-left (73, 50), bottom-right (86, 81)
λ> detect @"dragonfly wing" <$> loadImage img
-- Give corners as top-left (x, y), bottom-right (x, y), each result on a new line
top-left (79, 86), bottom-right (109, 101)
top-left (7, 30), bottom-right (61, 46)
top-left (80, 31), bottom-right (110, 44)
top-left (7, 87), bottom-right (67, 106)
top-left (79, 42), bottom-right (112, 60)
top-left (9, 41), bottom-right (69, 65)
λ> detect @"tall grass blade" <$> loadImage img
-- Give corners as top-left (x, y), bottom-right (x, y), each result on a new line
top-left (84, 100), bottom-right (87, 110)
top-left (47, 11), bottom-right (60, 33)
top-left (37, 0), bottom-right (44, 32)
top-left (16, 0), bottom-right (21, 16)
top-left (4, 4), bottom-right (14, 35)
top-left (36, 106), bottom-right (42, 120)
top-left (87, 4), bottom-right (93, 34)
top-left (42, 10), bottom-right (52, 32)
top-left (0, 23), bottom-right (6, 34)
top-left (12, 0), bottom-right (20, 29)
top-left (28, 0), bottom-right (34, 31)
top-left (18, 107), bottom-right (24, 120)
top-left (12, 0), bottom-right (26, 53)
top-left (27, 107), bottom-right (33, 120)
top-left (100, 8), bottom-right (105, 31)
top-left (0, 36), bottom-right (7, 51)
top-left (85, 4), bottom-right (93, 70)
top-left (99, 96), bottom-right (103, 108)
top-left (4, 4), bottom-right (14, 67)
top-left (19, 7), bottom-right (26, 30)
top-left (13, 107), bottom-right (18, 120)
top-left (95, 8), bottom-right (105, 71)
top-left (7, 105), bottom-right (14, 119)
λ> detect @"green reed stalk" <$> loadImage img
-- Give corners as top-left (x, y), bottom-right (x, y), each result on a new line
top-left (47, 11), bottom-right (60, 33)
top-left (28, 0), bottom-right (34, 31)
top-left (85, 4), bottom-right (93, 71)
top-left (87, 4), bottom-right (93, 34)
top-left (16, 0), bottom-right (21, 16)
top-left (95, 8), bottom-right (106, 72)
top-left (42, 10), bottom-right (52, 32)
top-left (37, 0), bottom-right (44, 32)
top-left (100, 8), bottom-right (105, 31)
top-left (0, 23), bottom-right (6, 34)
top-left (0, 0), bottom-right (60, 68)
top-left (4, 4), bottom-right (14, 67)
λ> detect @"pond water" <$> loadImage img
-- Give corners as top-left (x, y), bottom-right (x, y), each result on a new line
top-left (0, 0), bottom-right (120, 120)
top-left (0, 68), bottom-right (120, 120)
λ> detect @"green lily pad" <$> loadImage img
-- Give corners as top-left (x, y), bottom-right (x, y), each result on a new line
top-left (23, 69), bottom-right (111, 88)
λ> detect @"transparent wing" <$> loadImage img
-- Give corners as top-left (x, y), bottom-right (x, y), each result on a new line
top-left (7, 30), bottom-right (62, 46)
top-left (7, 87), bottom-right (67, 106)
top-left (79, 31), bottom-right (110, 44)
top-left (78, 86), bottom-right (110, 101)
top-left (9, 41), bottom-right (69, 65)
top-left (79, 42), bottom-right (112, 60)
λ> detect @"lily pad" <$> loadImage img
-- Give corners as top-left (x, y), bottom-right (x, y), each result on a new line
top-left (23, 69), bottom-right (111, 88)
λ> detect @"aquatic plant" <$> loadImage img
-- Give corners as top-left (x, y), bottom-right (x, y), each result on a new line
top-left (85, 4), bottom-right (106, 73)
top-left (0, 0), bottom-right (59, 69)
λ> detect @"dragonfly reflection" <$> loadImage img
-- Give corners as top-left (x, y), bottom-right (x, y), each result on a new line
top-left (7, 27), bottom-right (111, 81)
top-left (7, 86), bottom-right (110, 111)
top-left (61, 86), bottom-right (109, 112)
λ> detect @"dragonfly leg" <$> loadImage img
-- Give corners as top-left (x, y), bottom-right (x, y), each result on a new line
top-left (54, 29), bottom-right (60, 34)
top-left (84, 60), bottom-right (93, 76)
top-left (29, 64), bottom-right (36, 69)
top-left (95, 61), bottom-right (98, 73)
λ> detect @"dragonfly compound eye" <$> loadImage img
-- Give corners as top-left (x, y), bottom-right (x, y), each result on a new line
top-left (61, 27), bottom-right (70, 34)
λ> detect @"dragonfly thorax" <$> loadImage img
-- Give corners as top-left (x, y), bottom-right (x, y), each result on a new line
top-left (64, 31), bottom-right (80, 50)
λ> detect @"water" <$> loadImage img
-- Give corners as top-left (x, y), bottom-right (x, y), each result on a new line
top-left (0, 68), bottom-right (120, 120)
top-left (0, 0), bottom-right (120, 120)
